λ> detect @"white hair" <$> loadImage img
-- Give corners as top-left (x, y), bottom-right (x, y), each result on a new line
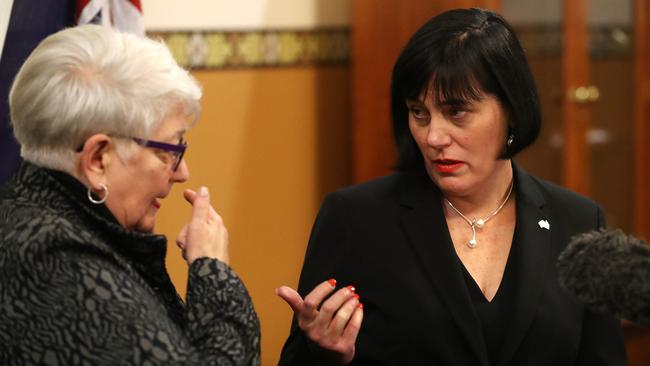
top-left (9, 24), bottom-right (202, 172)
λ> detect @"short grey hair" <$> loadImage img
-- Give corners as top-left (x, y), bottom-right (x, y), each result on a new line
top-left (9, 24), bottom-right (202, 172)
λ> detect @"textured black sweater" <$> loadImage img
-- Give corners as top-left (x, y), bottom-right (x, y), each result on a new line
top-left (0, 162), bottom-right (260, 365)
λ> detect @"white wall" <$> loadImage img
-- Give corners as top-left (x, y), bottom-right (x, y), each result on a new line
top-left (141, 0), bottom-right (351, 31)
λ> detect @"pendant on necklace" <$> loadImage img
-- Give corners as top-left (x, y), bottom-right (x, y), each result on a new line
top-left (446, 178), bottom-right (514, 250)
top-left (468, 224), bottom-right (478, 248)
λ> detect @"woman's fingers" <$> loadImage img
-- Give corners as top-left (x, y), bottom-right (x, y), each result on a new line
top-left (181, 186), bottom-right (230, 264)
top-left (275, 286), bottom-right (304, 314)
top-left (277, 280), bottom-right (362, 364)
top-left (302, 279), bottom-right (337, 315)
top-left (190, 187), bottom-right (211, 222)
top-left (276, 280), bottom-right (338, 325)
top-left (313, 285), bottom-right (357, 330)
top-left (296, 281), bottom-right (360, 338)
top-left (183, 188), bottom-right (196, 204)
top-left (276, 279), bottom-right (343, 325)
top-left (185, 188), bottom-right (221, 224)
top-left (341, 305), bottom-right (363, 345)
top-left (176, 224), bottom-right (189, 260)
top-left (331, 305), bottom-right (363, 366)
top-left (327, 293), bottom-right (361, 336)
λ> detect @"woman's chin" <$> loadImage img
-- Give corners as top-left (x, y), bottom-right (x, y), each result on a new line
top-left (134, 213), bottom-right (157, 233)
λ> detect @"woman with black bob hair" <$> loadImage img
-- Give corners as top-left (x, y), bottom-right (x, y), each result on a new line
top-left (277, 8), bottom-right (626, 365)
top-left (392, 6), bottom-right (540, 170)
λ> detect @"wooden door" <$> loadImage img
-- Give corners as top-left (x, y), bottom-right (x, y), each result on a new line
top-left (634, 0), bottom-right (650, 239)
top-left (505, 0), bottom-right (648, 239)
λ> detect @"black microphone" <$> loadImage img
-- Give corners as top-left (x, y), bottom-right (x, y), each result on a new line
top-left (557, 229), bottom-right (650, 326)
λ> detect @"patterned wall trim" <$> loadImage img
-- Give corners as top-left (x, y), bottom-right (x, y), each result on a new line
top-left (148, 29), bottom-right (350, 69)
top-left (514, 25), bottom-right (633, 58)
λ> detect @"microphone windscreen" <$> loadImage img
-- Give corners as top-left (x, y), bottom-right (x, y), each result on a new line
top-left (557, 229), bottom-right (650, 325)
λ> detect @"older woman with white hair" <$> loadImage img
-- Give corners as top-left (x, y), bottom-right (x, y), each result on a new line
top-left (0, 25), bottom-right (260, 365)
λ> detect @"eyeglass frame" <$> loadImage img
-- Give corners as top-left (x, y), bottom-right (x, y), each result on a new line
top-left (75, 135), bottom-right (188, 171)
top-left (131, 137), bottom-right (187, 172)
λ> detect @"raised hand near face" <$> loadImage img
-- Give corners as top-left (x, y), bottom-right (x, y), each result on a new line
top-left (276, 279), bottom-right (364, 365)
top-left (176, 187), bottom-right (229, 265)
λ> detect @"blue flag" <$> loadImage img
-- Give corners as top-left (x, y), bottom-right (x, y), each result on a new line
top-left (0, 0), bottom-right (76, 185)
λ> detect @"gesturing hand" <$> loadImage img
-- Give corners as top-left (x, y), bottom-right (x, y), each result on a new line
top-left (176, 187), bottom-right (229, 265)
top-left (276, 279), bottom-right (364, 365)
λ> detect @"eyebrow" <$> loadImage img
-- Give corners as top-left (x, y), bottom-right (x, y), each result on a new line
top-left (437, 98), bottom-right (470, 107)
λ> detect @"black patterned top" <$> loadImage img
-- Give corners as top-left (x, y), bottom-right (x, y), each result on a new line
top-left (0, 162), bottom-right (260, 365)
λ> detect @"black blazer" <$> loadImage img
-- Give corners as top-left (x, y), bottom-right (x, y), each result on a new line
top-left (279, 164), bottom-right (626, 366)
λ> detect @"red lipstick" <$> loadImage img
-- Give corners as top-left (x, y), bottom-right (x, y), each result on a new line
top-left (433, 159), bottom-right (464, 173)
top-left (152, 200), bottom-right (161, 209)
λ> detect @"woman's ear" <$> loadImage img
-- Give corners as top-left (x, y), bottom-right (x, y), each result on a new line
top-left (77, 134), bottom-right (113, 189)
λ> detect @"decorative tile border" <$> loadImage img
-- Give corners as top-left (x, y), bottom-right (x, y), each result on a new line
top-left (149, 25), bottom-right (629, 69)
top-left (148, 29), bottom-right (350, 69)
top-left (514, 25), bottom-right (633, 57)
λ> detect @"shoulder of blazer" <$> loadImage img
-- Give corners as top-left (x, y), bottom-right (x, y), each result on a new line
top-left (527, 174), bottom-right (599, 210)
top-left (514, 163), bottom-right (603, 227)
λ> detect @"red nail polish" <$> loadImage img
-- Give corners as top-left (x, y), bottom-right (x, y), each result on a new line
top-left (358, 302), bottom-right (364, 309)
top-left (347, 285), bottom-right (356, 293)
top-left (328, 278), bottom-right (337, 287)
top-left (354, 294), bottom-right (360, 300)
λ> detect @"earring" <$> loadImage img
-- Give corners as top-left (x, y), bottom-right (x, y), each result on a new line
top-left (88, 183), bottom-right (109, 204)
top-left (506, 134), bottom-right (514, 147)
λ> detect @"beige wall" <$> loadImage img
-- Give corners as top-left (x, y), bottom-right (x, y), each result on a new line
top-left (154, 67), bottom-right (350, 365)
top-left (139, 2), bottom-right (352, 363)
top-left (141, 0), bottom-right (351, 30)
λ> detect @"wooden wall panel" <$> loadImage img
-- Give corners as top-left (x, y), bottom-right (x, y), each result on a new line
top-left (562, 0), bottom-right (591, 195)
top-left (629, 0), bottom-right (650, 361)
top-left (634, 0), bottom-right (650, 240)
top-left (351, 0), bottom-right (501, 182)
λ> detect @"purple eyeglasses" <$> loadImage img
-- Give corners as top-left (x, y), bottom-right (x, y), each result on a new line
top-left (130, 136), bottom-right (187, 171)
top-left (76, 135), bottom-right (187, 171)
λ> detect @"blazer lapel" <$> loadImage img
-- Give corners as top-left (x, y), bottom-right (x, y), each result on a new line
top-left (497, 164), bottom-right (550, 366)
top-left (398, 173), bottom-right (490, 366)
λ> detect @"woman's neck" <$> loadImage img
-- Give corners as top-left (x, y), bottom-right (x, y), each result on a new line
top-left (443, 160), bottom-right (514, 217)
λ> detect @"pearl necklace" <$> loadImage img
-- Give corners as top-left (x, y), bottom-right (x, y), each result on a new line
top-left (445, 179), bottom-right (514, 248)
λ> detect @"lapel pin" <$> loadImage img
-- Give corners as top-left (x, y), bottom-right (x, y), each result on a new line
top-left (538, 220), bottom-right (550, 230)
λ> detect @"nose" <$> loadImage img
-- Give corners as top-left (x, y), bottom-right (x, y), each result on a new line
top-left (172, 159), bottom-right (190, 183)
top-left (426, 117), bottom-right (452, 149)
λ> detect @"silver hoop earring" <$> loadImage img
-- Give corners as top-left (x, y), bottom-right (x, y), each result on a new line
top-left (87, 183), bottom-right (109, 204)
top-left (506, 134), bottom-right (514, 147)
